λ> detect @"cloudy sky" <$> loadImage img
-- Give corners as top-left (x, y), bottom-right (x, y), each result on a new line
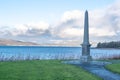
top-left (0, 0), bottom-right (120, 46)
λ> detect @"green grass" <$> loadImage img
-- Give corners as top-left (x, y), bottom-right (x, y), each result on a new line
top-left (101, 60), bottom-right (120, 63)
top-left (0, 60), bottom-right (101, 80)
top-left (105, 63), bottom-right (120, 74)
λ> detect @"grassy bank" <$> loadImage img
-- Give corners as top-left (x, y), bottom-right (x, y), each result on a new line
top-left (0, 60), bottom-right (101, 80)
top-left (105, 60), bottom-right (120, 74)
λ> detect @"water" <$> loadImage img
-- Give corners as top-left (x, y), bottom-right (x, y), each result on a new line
top-left (0, 46), bottom-right (120, 60)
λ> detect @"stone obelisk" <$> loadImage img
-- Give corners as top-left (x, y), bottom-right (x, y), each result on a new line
top-left (80, 10), bottom-right (92, 62)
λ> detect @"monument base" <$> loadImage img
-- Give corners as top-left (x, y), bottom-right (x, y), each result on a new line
top-left (80, 55), bottom-right (92, 62)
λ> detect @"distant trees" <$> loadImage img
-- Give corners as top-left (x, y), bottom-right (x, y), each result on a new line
top-left (97, 41), bottom-right (120, 48)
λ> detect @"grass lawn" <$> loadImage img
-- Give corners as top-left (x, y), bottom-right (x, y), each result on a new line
top-left (105, 60), bottom-right (120, 74)
top-left (0, 60), bottom-right (101, 80)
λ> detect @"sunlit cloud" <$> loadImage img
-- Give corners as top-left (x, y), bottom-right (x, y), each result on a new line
top-left (0, 0), bottom-right (120, 46)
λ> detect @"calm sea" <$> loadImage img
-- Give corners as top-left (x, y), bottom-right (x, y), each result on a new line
top-left (0, 46), bottom-right (120, 60)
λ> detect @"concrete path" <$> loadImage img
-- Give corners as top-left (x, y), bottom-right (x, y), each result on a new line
top-left (63, 61), bottom-right (120, 80)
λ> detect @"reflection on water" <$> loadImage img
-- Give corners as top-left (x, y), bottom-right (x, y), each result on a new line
top-left (0, 46), bottom-right (120, 60)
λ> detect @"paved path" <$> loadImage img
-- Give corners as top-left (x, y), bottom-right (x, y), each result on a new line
top-left (63, 61), bottom-right (120, 80)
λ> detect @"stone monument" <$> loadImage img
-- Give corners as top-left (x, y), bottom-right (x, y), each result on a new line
top-left (80, 10), bottom-right (92, 62)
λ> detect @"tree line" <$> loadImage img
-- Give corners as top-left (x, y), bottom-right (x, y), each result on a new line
top-left (97, 41), bottom-right (120, 48)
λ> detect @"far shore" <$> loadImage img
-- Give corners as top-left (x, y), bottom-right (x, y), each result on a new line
top-left (92, 47), bottom-right (120, 49)
top-left (0, 45), bottom-right (120, 50)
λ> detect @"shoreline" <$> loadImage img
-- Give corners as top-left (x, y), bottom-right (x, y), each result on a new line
top-left (92, 47), bottom-right (120, 50)
top-left (0, 46), bottom-right (120, 50)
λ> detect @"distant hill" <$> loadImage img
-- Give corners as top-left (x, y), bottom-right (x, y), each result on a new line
top-left (0, 38), bottom-right (80, 46)
top-left (0, 38), bottom-right (39, 46)
top-left (0, 38), bottom-right (82, 46)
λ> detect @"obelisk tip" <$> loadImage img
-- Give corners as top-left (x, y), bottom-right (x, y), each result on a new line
top-left (85, 10), bottom-right (88, 13)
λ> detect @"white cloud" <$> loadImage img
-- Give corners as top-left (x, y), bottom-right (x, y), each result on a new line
top-left (12, 24), bottom-right (28, 36)
top-left (55, 0), bottom-right (120, 41)
top-left (90, 28), bottom-right (116, 37)
top-left (0, 0), bottom-right (120, 45)
top-left (58, 27), bottom-right (82, 38)
top-left (0, 21), bottom-right (50, 37)
top-left (61, 10), bottom-right (83, 23)
top-left (26, 22), bottom-right (49, 30)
